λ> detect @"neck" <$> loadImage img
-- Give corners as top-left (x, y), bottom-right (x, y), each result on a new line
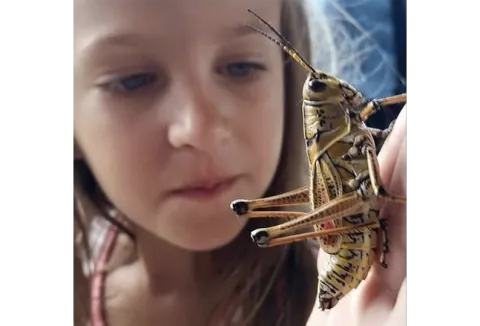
top-left (134, 226), bottom-right (213, 295)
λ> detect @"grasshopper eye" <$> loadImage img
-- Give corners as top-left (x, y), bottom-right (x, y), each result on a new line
top-left (308, 79), bottom-right (327, 92)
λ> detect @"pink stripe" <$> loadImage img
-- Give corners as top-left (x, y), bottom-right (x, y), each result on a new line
top-left (90, 225), bottom-right (119, 326)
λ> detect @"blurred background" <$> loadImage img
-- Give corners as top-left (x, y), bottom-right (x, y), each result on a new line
top-left (306, 0), bottom-right (406, 129)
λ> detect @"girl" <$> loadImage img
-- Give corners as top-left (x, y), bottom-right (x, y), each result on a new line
top-left (74, 0), bottom-right (407, 325)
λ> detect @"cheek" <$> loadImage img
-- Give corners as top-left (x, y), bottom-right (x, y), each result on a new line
top-left (75, 105), bottom-right (165, 221)
top-left (238, 81), bottom-right (285, 189)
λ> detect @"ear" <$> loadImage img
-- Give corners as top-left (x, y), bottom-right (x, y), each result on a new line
top-left (74, 139), bottom-right (84, 160)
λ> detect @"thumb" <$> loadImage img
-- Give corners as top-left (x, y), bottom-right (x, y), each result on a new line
top-left (357, 106), bottom-right (407, 312)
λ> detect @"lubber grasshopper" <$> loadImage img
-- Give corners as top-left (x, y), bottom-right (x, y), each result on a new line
top-left (230, 9), bottom-right (407, 310)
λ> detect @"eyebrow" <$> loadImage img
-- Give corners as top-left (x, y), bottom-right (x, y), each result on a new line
top-left (78, 21), bottom-right (272, 57)
top-left (76, 32), bottom-right (163, 67)
top-left (79, 33), bottom-right (147, 55)
top-left (223, 23), bottom-right (258, 38)
top-left (223, 19), bottom-right (282, 39)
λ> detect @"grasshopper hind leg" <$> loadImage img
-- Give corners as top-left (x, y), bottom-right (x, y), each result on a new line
top-left (230, 200), bottom-right (249, 215)
top-left (230, 185), bottom-right (309, 216)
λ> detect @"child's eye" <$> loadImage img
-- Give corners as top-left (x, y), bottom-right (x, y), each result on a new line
top-left (219, 62), bottom-right (265, 78)
top-left (104, 72), bottom-right (157, 92)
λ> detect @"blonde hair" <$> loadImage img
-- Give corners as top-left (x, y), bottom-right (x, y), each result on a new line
top-left (74, 0), bottom-right (341, 325)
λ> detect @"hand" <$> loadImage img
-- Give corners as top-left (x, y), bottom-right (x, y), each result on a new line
top-left (307, 106), bottom-right (407, 326)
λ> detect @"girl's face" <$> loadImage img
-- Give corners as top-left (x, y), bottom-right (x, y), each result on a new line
top-left (74, 0), bottom-right (285, 251)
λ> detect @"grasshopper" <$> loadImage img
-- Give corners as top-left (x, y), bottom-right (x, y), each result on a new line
top-left (230, 9), bottom-right (406, 310)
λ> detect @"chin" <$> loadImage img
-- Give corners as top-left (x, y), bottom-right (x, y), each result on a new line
top-left (157, 209), bottom-right (248, 252)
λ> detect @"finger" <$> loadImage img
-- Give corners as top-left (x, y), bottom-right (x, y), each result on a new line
top-left (378, 105), bottom-right (407, 187)
top-left (359, 106), bottom-right (407, 311)
top-left (376, 106), bottom-right (407, 293)
top-left (386, 278), bottom-right (407, 326)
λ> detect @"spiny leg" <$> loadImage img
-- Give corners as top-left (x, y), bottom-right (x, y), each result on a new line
top-left (341, 134), bottom-right (366, 161)
top-left (237, 210), bottom-right (305, 220)
top-left (379, 219), bottom-right (390, 268)
top-left (367, 120), bottom-right (396, 153)
top-left (251, 192), bottom-right (367, 246)
top-left (367, 119), bottom-right (396, 140)
top-left (364, 145), bottom-right (406, 204)
top-left (230, 185), bottom-right (309, 216)
top-left (254, 220), bottom-right (380, 248)
top-left (360, 93), bottom-right (406, 122)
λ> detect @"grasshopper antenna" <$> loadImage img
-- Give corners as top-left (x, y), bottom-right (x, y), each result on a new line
top-left (245, 8), bottom-right (321, 77)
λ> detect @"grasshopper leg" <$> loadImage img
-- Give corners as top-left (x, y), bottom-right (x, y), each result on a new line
top-left (254, 220), bottom-right (380, 248)
top-left (251, 192), bottom-right (366, 246)
top-left (367, 119), bottom-right (396, 140)
top-left (379, 218), bottom-right (390, 268)
top-left (230, 185), bottom-right (309, 216)
top-left (235, 210), bottom-right (305, 220)
top-left (365, 145), bottom-right (406, 204)
top-left (360, 93), bottom-right (406, 121)
top-left (367, 120), bottom-right (397, 153)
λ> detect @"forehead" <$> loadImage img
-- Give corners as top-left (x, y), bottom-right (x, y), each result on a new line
top-left (74, 0), bottom-right (282, 48)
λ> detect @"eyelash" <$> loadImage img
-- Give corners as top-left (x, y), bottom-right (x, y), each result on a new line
top-left (103, 72), bottom-right (158, 93)
top-left (217, 61), bottom-right (266, 79)
top-left (101, 61), bottom-right (266, 93)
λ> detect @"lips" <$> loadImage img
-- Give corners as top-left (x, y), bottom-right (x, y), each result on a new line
top-left (169, 176), bottom-right (239, 200)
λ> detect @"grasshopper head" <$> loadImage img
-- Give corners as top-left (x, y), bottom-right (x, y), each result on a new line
top-left (302, 73), bottom-right (344, 104)
top-left (302, 73), bottom-right (349, 142)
